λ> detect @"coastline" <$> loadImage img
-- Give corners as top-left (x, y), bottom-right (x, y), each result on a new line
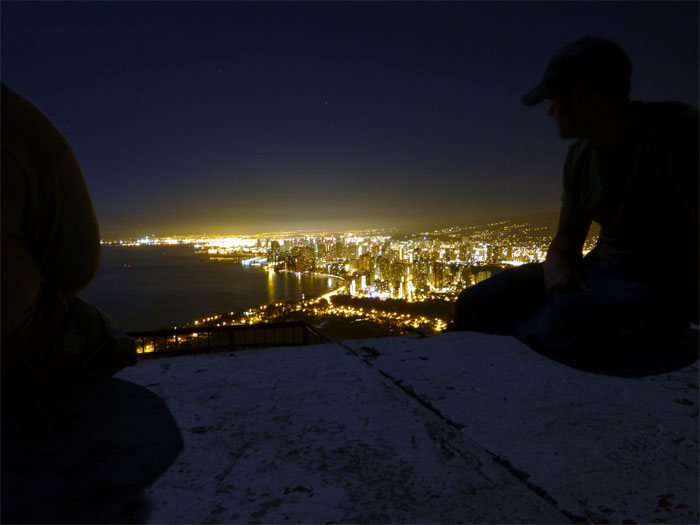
top-left (272, 267), bottom-right (345, 282)
top-left (81, 246), bottom-right (339, 332)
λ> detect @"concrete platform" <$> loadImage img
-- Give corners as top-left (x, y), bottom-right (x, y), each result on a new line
top-left (2, 331), bottom-right (697, 523)
top-left (344, 331), bottom-right (699, 524)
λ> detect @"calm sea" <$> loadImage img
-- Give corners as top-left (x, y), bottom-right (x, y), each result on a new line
top-left (78, 245), bottom-right (339, 332)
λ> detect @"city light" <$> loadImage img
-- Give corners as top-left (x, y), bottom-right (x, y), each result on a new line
top-left (107, 221), bottom-right (597, 337)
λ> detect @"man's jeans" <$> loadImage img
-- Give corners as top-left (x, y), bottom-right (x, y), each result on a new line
top-left (453, 261), bottom-right (689, 353)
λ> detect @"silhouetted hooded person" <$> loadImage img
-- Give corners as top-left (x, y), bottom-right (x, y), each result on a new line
top-left (453, 37), bottom-right (699, 353)
top-left (1, 83), bottom-right (136, 392)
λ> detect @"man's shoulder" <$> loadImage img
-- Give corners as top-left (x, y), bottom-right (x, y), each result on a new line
top-left (633, 99), bottom-right (698, 114)
top-left (631, 100), bottom-right (699, 130)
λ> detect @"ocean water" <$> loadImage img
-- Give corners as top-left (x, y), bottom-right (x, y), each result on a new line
top-left (78, 245), bottom-right (338, 332)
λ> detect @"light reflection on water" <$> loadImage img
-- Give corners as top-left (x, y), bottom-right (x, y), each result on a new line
top-left (79, 245), bottom-right (338, 332)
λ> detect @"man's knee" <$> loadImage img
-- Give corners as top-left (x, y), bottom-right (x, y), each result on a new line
top-left (453, 285), bottom-right (480, 330)
top-left (518, 289), bottom-right (686, 353)
top-left (452, 263), bottom-right (545, 333)
top-left (453, 273), bottom-right (501, 330)
top-left (2, 294), bottom-right (136, 395)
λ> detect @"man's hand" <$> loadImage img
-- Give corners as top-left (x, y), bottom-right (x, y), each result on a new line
top-left (543, 253), bottom-right (591, 294)
top-left (544, 204), bottom-right (593, 294)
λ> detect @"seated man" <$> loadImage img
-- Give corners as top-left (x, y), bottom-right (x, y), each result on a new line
top-left (1, 83), bottom-right (136, 393)
top-left (453, 36), bottom-right (698, 354)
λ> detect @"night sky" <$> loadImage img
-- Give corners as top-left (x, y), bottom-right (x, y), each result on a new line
top-left (2, 2), bottom-right (698, 238)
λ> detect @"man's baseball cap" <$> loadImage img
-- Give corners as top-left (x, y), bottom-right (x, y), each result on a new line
top-left (521, 36), bottom-right (632, 107)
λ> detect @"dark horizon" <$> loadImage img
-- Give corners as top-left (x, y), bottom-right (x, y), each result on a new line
top-left (2, 1), bottom-right (698, 238)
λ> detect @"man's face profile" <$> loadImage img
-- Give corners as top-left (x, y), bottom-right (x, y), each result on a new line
top-left (548, 91), bottom-right (580, 139)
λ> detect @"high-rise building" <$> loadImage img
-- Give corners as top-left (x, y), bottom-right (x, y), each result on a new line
top-left (269, 240), bottom-right (280, 262)
top-left (359, 253), bottom-right (373, 275)
top-left (432, 262), bottom-right (445, 289)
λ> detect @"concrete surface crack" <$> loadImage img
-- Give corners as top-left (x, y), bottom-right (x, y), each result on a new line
top-left (351, 349), bottom-right (588, 524)
top-left (487, 453), bottom-right (587, 524)
top-left (375, 369), bottom-right (465, 430)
